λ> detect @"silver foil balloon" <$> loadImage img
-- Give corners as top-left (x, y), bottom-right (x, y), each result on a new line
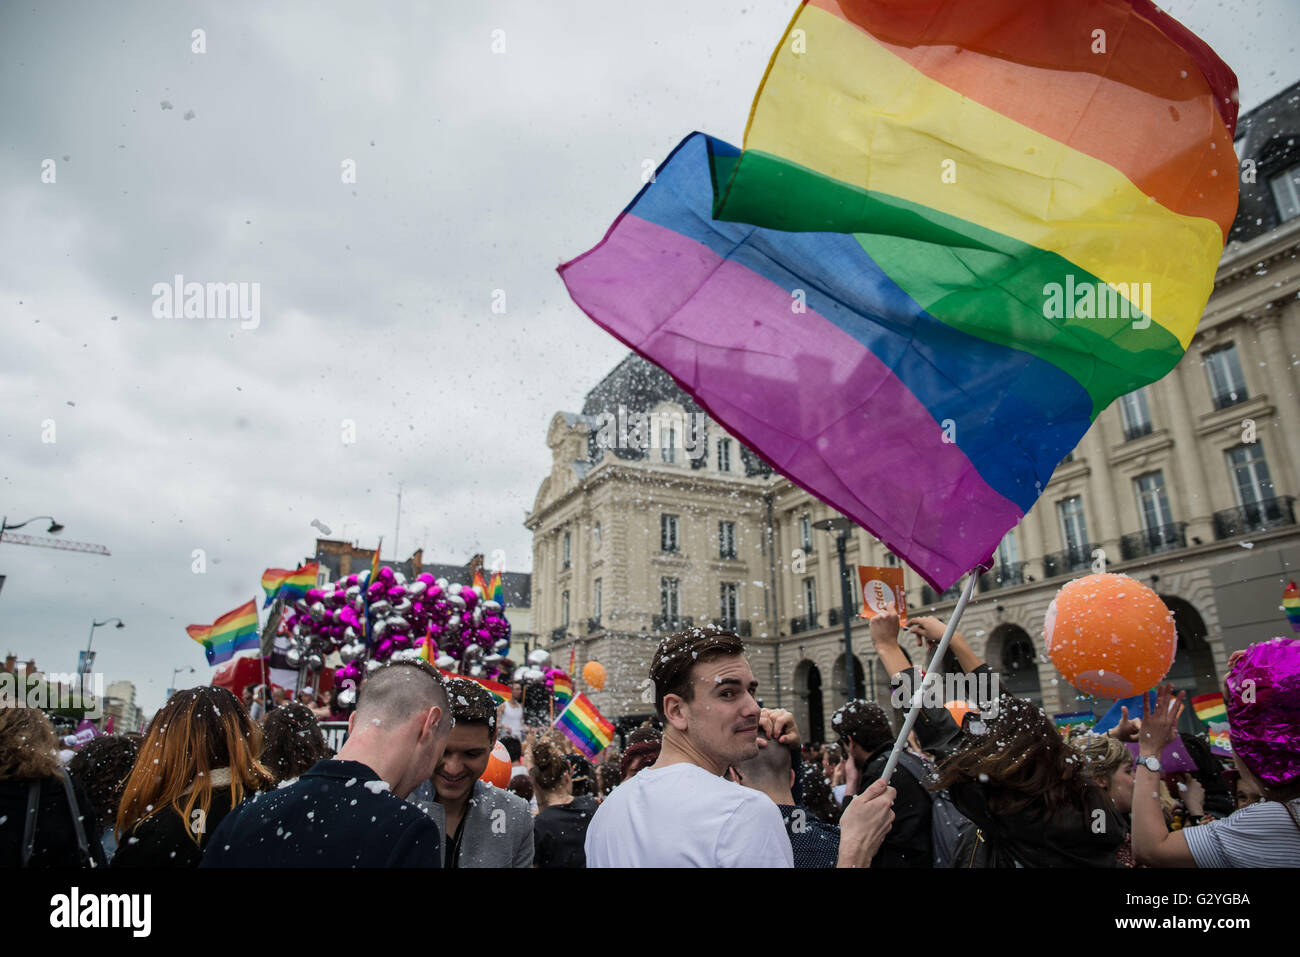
top-left (527, 649), bottom-right (551, 667)
top-left (286, 647), bottom-right (303, 669)
top-left (306, 653), bottom-right (324, 672)
top-left (408, 580), bottom-right (428, 596)
top-left (309, 601), bottom-right (326, 622)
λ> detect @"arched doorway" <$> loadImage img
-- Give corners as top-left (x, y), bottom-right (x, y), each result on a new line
top-left (986, 623), bottom-right (1042, 704)
top-left (793, 659), bottom-right (825, 744)
top-left (1161, 595), bottom-right (1217, 734)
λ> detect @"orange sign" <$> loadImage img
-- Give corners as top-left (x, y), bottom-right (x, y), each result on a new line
top-left (856, 566), bottom-right (907, 622)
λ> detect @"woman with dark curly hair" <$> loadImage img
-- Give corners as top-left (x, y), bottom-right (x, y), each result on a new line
top-left (67, 734), bottom-right (140, 860)
top-left (113, 686), bottom-right (273, 867)
top-left (259, 703), bottom-right (331, 787)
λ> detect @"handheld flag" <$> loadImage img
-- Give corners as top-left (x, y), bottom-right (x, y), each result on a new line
top-left (558, 1), bottom-right (1238, 591)
top-left (261, 562), bottom-right (319, 607)
top-left (551, 672), bottom-right (574, 706)
top-left (187, 600), bottom-right (260, 667)
top-left (1284, 582), bottom-right (1300, 633)
top-left (554, 692), bottom-right (615, 759)
top-left (488, 570), bottom-right (504, 606)
top-left (1192, 693), bottom-right (1227, 724)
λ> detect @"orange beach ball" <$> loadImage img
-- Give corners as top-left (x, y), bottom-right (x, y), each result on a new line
top-left (1043, 573), bottom-right (1176, 699)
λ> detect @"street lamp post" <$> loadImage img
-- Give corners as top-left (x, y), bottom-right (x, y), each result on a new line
top-left (812, 517), bottom-right (874, 704)
top-left (1, 514), bottom-right (64, 536)
top-left (85, 618), bottom-right (124, 674)
top-left (169, 666), bottom-right (195, 698)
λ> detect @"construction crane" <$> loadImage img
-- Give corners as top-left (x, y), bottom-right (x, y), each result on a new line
top-left (0, 532), bottom-right (110, 556)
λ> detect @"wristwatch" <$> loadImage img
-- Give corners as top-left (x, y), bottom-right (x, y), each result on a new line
top-left (1139, 754), bottom-right (1162, 773)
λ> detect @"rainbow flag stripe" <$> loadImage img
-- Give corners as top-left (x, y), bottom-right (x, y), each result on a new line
top-left (559, 0), bottom-right (1236, 591)
top-left (187, 599), bottom-right (260, 666)
top-left (1053, 711), bottom-right (1097, 736)
top-left (554, 692), bottom-right (615, 760)
top-left (551, 674), bottom-right (574, 706)
top-left (1193, 693), bottom-right (1227, 723)
top-left (438, 670), bottom-right (512, 705)
top-left (261, 562), bottom-right (319, 607)
top-left (1283, 582), bottom-right (1300, 633)
top-left (488, 570), bottom-right (504, 606)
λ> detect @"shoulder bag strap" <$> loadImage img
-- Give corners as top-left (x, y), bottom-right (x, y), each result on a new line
top-left (21, 779), bottom-right (41, 868)
top-left (57, 768), bottom-right (92, 865)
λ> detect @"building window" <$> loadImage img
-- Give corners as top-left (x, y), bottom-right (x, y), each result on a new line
top-left (883, 550), bottom-right (899, 567)
top-left (1204, 344), bottom-right (1249, 410)
top-left (661, 425), bottom-right (676, 463)
top-left (1227, 444), bottom-right (1274, 507)
top-left (1119, 388), bottom-right (1153, 441)
top-left (1061, 451), bottom-right (1075, 465)
top-left (802, 576), bottom-right (818, 616)
top-left (592, 521), bottom-right (601, 551)
top-left (1135, 472), bottom-right (1174, 533)
top-left (1058, 496), bottom-right (1089, 560)
top-left (593, 578), bottom-right (602, 622)
top-left (996, 530), bottom-right (1019, 568)
top-left (720, 582), bottom-right (738, 630)
top-left (799, 514), bottom-right (813, 551)
top-left (562, 531), bottom-right (571, 569)
top-left (719, 521), bottom-right (736, 559)
top-left (661, 514), bottom-right (680, 553)
top-left (562, 591), bottom-right (570, 629)
top-left (1270, 162), bottom-right (1300, 223)
top-left (661, 577), bottom-right (680, 623)
top-left (718, 438), bottom-right (732, 472)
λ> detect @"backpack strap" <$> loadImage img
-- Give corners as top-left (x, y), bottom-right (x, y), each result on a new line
top-left (57, 768), bottom-right (92, 865)
top-left (20, 779), bottom-right (41, 868)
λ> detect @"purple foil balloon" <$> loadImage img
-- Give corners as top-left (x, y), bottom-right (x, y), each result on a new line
top-left (1226, 637), bottom-right (1300, 787)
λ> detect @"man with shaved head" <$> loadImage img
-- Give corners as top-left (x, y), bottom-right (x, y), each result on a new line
top-left (584, 626), bottom-right (896, 868)
top-left (203, 660), bottom-right (451, 867)
top-left (733, 731), bottom-right (841, 868)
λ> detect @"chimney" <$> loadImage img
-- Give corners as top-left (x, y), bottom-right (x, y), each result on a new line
top-left (3, 653), bottom-right (15, 674)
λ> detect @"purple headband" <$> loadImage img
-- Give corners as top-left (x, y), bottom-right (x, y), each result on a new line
top-left (1225, 637), bottom-right (1300, 787)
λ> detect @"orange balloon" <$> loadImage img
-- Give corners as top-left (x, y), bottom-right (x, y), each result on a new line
top-left (480, 740), bottom-right (512, 788)
top-left (1044, 573), bottom-right (1176, 699)
top-left (944, 700), bottom-right (976, 727)
top-left (582, 661), bottom-right (606, 691)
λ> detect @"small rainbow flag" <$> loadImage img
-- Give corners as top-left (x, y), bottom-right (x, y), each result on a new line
top-left (261, 562), bottom-right (319, 607)
top-left (488, 570), bottom-right (504, 606)
top-left (1053, 711), bottom-right (1096, 737)
top-left (551, 673), bottom-right (574, 706)
top-left (187, 600), bottom-right (260, 666)
top-left (438, 669), bottom-right (512, 705)
top-left (1283, 581), bottom-right (1300, 633)
top-left (554, 692), bottom-right (615, 760)
top-left (1206, 721), bottom-right (1232, 757)
top-left (1193, 693), bottom-right (1227, 723)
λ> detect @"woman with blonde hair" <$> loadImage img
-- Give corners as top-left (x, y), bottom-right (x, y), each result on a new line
top-left (1072, 731), bottom-right (1137, 865)
top-left (113, 686), bottom-right (273, 867)
top-left (0, 707), bottom-right (106, 867)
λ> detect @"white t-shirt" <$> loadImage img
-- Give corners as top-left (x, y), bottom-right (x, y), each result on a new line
top-left (585, 762), bottom-right (794, 868)
top-left (500, 701), bottom-right (524, 738)
top-left (832, 783), bottom-right (847, 805)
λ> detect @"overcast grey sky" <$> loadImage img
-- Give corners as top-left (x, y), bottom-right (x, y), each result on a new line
top-left (2, 0), bottom-right (1297, 715)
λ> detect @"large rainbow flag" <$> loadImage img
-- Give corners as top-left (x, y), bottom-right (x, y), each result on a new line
top-left (554, 692), bottom-right (615, 759)
top-left (187, 599), bottom-right (260, 666)
top-left (559, 0), bottom-right (1238, 590)
top-left (261, 562), bottom-right (319, 607)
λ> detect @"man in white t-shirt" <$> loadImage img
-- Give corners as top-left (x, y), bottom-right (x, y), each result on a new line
top-left (585, 626), bottom-right (895, 868)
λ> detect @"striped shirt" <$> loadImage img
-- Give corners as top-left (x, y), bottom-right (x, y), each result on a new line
top-left (1183, 798), bottom-right (1300, 868)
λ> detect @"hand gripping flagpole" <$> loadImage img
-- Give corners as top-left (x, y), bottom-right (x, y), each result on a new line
top-left (879, 569), bottom-right (980, 785)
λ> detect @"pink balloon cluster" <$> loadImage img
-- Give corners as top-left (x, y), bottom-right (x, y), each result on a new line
top-left (282, 566), bottom-right (512, 684)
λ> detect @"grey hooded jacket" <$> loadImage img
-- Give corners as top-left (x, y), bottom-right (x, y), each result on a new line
top-left (408, 778), bottom-right (534, 868)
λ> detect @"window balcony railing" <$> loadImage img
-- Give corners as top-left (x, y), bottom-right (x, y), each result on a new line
top-left (1211, 390), bottom-right (1250, 411)
top-left (1213, 496), bottom-right (1296, 539)
top-left (826, 606), bottom-right (861, 626)
top-left (1122, 421), bottom-right (1154, 442)
top-left (710, 618), bottom-right (753, 637)
top-left (550, 626), bottom-right (568, 642)
top-left (1119, 522), bottom-right (1188, 561)
top-left (585, 617), bottom-right (602, 634)
top-left (976, 561), bottom-right (1027, 593)
top-left (651, 614), bottom-right (693, 633)
top-left (790, 613), bottom-right (821, 634)
top-left (920, 583), bottom-right (963, 605)
top-left (1043, 545), bottom-right (1093, 578)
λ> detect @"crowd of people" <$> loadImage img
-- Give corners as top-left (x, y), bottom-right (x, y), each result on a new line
top-left (1, 607), bottom-right (1296, 868)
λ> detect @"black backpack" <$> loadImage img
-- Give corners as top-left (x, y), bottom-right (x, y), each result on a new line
top-left (893, 750), bottom-right (973, 868)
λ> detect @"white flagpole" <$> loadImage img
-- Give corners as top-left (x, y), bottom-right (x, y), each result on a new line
top-left (879, 570), bottom-right (980, 784)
